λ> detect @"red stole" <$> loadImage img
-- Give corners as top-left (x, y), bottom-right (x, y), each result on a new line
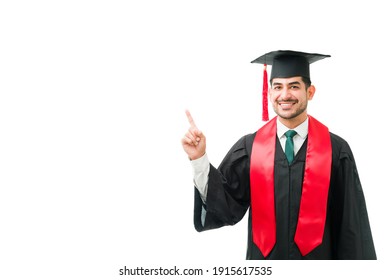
top-left (249, 115), bottom-right (332, 257)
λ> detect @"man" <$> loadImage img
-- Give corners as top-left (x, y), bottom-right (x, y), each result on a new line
top-left (181, 50), bottom-right (376, 260)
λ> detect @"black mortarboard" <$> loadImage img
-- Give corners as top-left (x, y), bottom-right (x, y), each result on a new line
top-left (251, 50), bottom-right (331, 121)
top-left (251, 50), bottom-right (330, 80)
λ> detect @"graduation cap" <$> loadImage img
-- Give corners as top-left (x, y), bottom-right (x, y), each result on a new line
top-left (251, 50), bottom-right (331, 121)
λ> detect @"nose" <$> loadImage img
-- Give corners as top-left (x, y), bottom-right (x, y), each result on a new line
top-left (280, 88), bottom-right (293, 100)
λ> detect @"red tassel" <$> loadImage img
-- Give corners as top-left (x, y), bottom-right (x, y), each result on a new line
top-left (262, 64), bottom-right (269, 121)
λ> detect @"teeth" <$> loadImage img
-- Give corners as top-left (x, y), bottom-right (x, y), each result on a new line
top-left (279, 102), bottom-right (295, 108)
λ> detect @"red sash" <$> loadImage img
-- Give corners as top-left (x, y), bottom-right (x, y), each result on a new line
top-left (249, 116), bottom-right (332, 257)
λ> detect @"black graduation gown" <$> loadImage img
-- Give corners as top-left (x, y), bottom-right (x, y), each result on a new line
top-left (193, 132), bottom-right (376, 260)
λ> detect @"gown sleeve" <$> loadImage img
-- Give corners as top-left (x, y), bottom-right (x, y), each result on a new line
top-left (194, 134), bottom-right (254, 232)
top-left (330, 139), bottom-right (377, 259)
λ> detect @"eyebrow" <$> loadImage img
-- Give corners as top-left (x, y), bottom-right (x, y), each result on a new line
top-left (272, 81), bottom-right (301, 86)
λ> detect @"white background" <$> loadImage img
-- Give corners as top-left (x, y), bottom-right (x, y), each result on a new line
top-left (0, 1), bottom-right (388, 279)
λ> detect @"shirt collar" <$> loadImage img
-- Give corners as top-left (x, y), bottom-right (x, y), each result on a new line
top-left (277, 117), bottom-right (309, 139)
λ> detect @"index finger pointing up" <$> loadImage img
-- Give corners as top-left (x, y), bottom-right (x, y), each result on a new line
top-left (185, 109), bottom-right (197, 128)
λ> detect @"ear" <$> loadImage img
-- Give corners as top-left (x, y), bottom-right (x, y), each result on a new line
top-left (307, 85), bottom-right (316, 100)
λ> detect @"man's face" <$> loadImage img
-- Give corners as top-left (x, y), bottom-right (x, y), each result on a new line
top-left (269, 76), bottom-right (315, 121)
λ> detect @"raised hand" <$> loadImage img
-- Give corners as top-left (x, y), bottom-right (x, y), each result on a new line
top-left (181, 110), bottom-right (206, 160)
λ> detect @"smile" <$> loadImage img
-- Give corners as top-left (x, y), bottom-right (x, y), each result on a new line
top-left (278, 101), bottom-right (297, 109)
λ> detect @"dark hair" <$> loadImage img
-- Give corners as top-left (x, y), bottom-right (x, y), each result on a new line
top-left (301, 76), bottom-right (312, 89)
top-left (270, 76), bottom-right (312, 90)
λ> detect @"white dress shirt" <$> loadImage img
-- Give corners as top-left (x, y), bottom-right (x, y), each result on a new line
top-left (191, 117), bottom-right (309, 202)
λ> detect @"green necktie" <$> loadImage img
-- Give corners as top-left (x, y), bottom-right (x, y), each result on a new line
top-left (285, 130), bottom-right (297, 164)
